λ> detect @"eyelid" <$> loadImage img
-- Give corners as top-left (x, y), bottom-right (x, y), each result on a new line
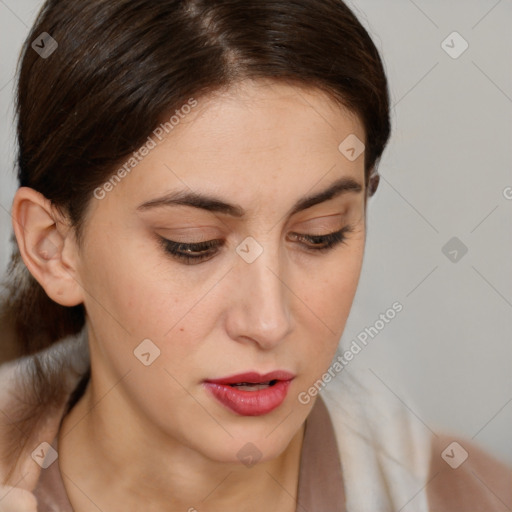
top-left (155, 227), bottom-right (221, 244)
top-left (294, 211), bottom-right (345, 223)
top-left (291, 212), bottom-right (351, 235)
top-left (288, 225), bottom-right (353, 249)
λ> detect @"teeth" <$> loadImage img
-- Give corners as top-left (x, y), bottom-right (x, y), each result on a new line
top-left (230, 381), bottom-right (273, 391)
top-left (233, 383), bottom-right (270, 391)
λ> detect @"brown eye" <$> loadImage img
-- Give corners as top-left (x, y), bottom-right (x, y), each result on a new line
top-left (288, 225), bottom-right (354, 252)
top-left (160, 237), bottom-right (223, 264)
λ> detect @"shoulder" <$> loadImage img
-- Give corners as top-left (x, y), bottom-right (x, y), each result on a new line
top-left (319, 369), bottom-right (512, 511)
top-left (426, 432), bottom-right (512, 511)
top-left (320, 369), bottom-right (433, 510)
top-left (0, 329), bottom-right (89, 510)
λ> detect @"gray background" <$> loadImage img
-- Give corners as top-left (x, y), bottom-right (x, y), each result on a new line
top-left (1, 1), bottom-right (511, 465)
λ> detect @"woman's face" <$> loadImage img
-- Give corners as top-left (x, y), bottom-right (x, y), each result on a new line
top-left (74, 78), bottom-right (367, 463)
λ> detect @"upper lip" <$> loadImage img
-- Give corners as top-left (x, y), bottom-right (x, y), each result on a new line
top-left (204, 370), bottom-right (295, 385)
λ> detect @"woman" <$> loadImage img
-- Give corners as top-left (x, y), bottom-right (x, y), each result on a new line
top-left (0, 0), bottom-right (510, 510)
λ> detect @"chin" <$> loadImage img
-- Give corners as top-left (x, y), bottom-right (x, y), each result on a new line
top-left (194, 428), bottom-right (294, 466)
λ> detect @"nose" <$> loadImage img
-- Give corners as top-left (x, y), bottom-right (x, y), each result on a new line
top-left (224, 242), bottom-right (294, 350)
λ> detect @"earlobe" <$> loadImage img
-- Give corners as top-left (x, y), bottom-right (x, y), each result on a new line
top-left (11, 187), bottom-right (84, 307)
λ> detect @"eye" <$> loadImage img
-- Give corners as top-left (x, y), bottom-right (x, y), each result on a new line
top-left (287, 225), bottom-right (354, 253)
top-left (159, 238), bottom-right (223, 265)
top-left (159, 225), bottom-right (354, 265)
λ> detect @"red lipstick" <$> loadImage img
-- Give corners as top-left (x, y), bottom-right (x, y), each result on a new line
top-left (203, 370), bottom-right (295, 416)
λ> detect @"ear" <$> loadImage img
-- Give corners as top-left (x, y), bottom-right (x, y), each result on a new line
top-left (11, 187), bottom-right (84, 307)
top-left (368, 172), bottom-right (380, 197)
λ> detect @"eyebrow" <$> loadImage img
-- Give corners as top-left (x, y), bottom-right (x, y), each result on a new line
top-left (136, 176), bottom-right (362, 218)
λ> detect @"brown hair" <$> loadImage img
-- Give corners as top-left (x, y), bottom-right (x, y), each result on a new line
top-left (1, 0), bottom-right (390, 478)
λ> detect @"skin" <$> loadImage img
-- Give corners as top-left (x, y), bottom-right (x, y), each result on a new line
top-left (12, 78), bottom-right (369, 511)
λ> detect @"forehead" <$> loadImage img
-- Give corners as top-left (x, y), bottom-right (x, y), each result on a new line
top-left (177, 78), bottom-right (365, 156)
top-left (91, 78), bottom-right (366, 218)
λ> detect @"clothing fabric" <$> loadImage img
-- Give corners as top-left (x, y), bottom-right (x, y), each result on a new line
top-left (0, 327), bottom-right (511, 511)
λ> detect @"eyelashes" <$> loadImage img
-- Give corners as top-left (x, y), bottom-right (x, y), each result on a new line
top-left (287, 225), bottom-right (353, 252)
top-left (159, 225), bottom-right (354, 265)
top-left (159, 238), bottom-right (221, 264)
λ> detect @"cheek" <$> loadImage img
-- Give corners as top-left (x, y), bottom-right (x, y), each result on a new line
top-left (296, 236), bottom-right (365, 371)
top-left (79, 235), bottom-right (220, 385)
top-left (300, 239), bottom-right (364, 331)
top-left (79, 233), bottom-right (189, 336)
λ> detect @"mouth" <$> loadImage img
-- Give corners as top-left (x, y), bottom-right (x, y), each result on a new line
top-left (226, 380), bottom-right (279, 391)
top-left (202, 370), bottom-right (295, 416)
top-left (204, 370), bottom-right (295, 387)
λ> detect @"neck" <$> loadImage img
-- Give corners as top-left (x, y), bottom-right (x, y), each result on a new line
top-left (58, 376), bottom-right (305, 512)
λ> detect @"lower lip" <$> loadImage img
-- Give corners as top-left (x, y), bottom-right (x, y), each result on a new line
top-left (202, 380), bottom-right (292, 416)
